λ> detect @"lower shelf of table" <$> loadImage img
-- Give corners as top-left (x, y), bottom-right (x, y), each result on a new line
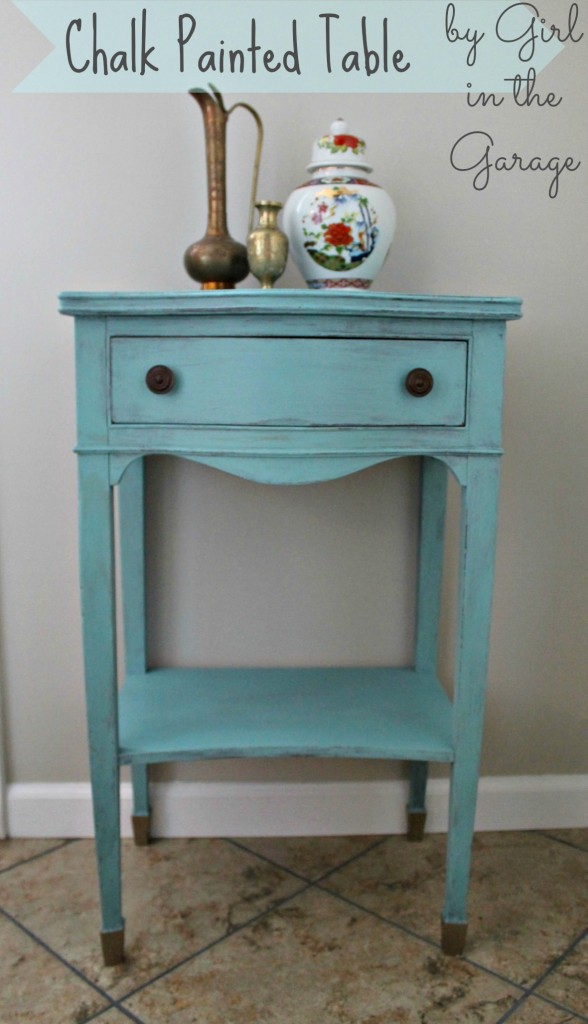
top-left (118, 666), bottom-right (454, 765)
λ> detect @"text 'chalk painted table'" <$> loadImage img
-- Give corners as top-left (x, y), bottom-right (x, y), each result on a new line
top-left (60, 289), bottom-right (522, 965)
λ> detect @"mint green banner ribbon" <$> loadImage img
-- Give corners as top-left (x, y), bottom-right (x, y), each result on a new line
top-left (12, 0), bottom-right (565, 93)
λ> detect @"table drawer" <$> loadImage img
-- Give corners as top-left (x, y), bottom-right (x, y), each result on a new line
top-left (110, 336), bottom-right (468, 427)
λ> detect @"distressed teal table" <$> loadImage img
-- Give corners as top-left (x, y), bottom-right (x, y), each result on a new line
top-left (60, 290), bottom-right (521, 965)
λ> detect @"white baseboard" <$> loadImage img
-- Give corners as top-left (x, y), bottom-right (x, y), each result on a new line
top-left (5, 775), bottom-right (588, 839)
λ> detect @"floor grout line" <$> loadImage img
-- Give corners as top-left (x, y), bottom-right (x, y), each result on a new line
top-left (116, 864), bottom-right (521, 1010)
top-left (0, 904), bottom-right (119, 1014)
top-left (313, 878), bottom-right (450, 953)
top-left (313, 877), bottom-right (585, 1002)
top-left (485, 920), bottom-right (588, 1023)
top-left (84, 1002), bottom-right (148, 1024)
top-left (3, 835), bottom-right (394, 1014)
top-left (534, 829), bottom-right (588, 856)
top-left (311, 835), bottom-right (392, 884)
top-left (221, 837), bottom-right (489, 962)
top-left (222, 837), bottom-right (313, 881)
top-left (225, 831), bottom-right (578, 1001)
top-left (495, 987), bottom-right (586, 1024)
top-left (493, 992), bottom-right (533, 1023)
top-left (117, 880), bottom-right (314, 1003)
top-left (530, 990), bottom-right (588, 1023)
top-left (69, 836), bottom-right (453, 1008)
top-left (225, 833), bottom-right (389, 885)
top-left (1, 899), bottom-right (168, 1024)
top-left (521, 923), bottom-right (588, 1010)
top-left (0, 837), bottom-right (76, 876)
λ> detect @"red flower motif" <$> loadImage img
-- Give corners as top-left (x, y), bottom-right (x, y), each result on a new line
top-left (324, 222), bottom-right (353, 247)
top-left (333, 134), bottom-right (360, 149)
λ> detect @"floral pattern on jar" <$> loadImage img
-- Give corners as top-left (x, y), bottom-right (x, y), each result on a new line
top-left (301, 185), bottom-right (379, 273)
top-left (317, 133), bottom-right (366, 160)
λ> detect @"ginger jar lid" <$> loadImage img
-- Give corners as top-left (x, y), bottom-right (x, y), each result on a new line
top-left (306, 118), bottom-right (373, 174)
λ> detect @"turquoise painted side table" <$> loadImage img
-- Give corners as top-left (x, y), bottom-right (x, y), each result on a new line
top-left (60, 289), bottom-right (522, 965)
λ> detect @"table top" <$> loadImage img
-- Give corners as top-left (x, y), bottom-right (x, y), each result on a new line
top-left (59, 289), bottom-right (523, 321)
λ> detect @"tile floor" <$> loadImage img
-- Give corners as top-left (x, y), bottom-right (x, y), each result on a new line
top-left (0, 828), bottom-right (587, 1023)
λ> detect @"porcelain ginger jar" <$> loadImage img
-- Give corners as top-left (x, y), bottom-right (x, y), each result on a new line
top-left (282, 118), bottom-right (396, 289)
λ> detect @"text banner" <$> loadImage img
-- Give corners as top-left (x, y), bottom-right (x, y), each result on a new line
top-left (11, 1), bottom-right (568, 94)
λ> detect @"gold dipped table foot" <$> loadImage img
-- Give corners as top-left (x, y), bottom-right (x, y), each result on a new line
top-left (407, 810), bottom-right (427, 842)
top-left (132, 813), bottom-right (151, 846)
top-left (101, 927), bottom-right (125, 966)
top-left (441, 920), bottom-right (468, 956)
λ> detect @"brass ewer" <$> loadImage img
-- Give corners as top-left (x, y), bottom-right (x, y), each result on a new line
top-left (184, 85), bottom-right (263, 289)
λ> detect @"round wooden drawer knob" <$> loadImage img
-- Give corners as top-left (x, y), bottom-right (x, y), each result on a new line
top-left (146, 365), bottom-right (175, 394)
top-left (405, 368), bottom-right (434, 397)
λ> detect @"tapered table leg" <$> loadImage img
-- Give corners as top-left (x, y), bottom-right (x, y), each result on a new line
top-left (131, 764), bottom-right (151, 846)
top-left (442, 456), bottom-right (501, 955)
top-left (119, 458), bottom-right (151, 846)
top-left (78, 455), bottom-right (125, 964)
top-left (407, 762), bottom-right (428, 841)
top-left (409, 457), bottom-right (449, 841)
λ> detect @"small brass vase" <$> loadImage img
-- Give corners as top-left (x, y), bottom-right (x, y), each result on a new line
top-left (247, 201), bottom-right (289, 289)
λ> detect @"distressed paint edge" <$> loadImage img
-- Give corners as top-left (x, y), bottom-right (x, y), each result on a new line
top-left (58, 291), bottom-right (523, 321)
top-left (5, 775), bottom-right (588, 839)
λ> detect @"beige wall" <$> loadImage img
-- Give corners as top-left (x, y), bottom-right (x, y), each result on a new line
top-left (1, 0), bottom-right (586, 795)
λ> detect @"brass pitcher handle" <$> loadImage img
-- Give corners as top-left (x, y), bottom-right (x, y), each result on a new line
top-left (226, 101), bottom-right (264, 235)
top-left (204, 84), bottom-right (264, 236)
